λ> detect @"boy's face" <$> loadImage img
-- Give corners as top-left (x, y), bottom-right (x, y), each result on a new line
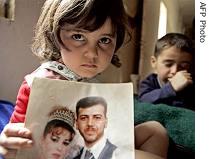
top-left (59, 18), bottom-right (117, 78)
top-left (151, 46), bottom-right (193, 84)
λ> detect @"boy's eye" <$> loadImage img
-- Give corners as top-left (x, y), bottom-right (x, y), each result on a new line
top-left (72, 34), bottom-right (85, 41)
top-left (99, 37), bottom-right (111, 44)
top-left (164, 63), bottom-right (173, 67)
top-left (178, 63), bottom-right (191, 71)
top-left (180, 63), bottom-right (191, 69)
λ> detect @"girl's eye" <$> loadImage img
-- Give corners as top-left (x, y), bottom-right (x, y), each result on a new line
top-left (51, 135), bottom-right (59, 142)
top-left (99, 37), bottom-right (111, 44)
top-left (63, 140), bottom-right (70, 146)
top-left (72, 34), bottom-right (85, 41)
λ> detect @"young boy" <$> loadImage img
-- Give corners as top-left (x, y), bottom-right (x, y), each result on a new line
top-left (138, 33), bottom-right (195, 110)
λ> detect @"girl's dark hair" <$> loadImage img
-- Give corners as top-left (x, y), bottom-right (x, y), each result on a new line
top-left (154, 33), bottom-right (194, 57)
top-left (43, 120), bottom-right (75, 138)
top-left (32, 0), bottom-right (130, 67)
top-left (44, 106), bottom-right (75, 137)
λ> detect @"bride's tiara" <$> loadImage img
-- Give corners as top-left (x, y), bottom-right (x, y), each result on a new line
top-left (48, 107), bottom-right (75, 128)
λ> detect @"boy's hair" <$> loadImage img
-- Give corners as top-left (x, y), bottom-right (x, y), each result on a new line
top-left (76, 96), bottom-right (107, 117)
top-left (32, 0), bottom-right (129, 67)
top-left (154, 33), bottom-right (194, 57)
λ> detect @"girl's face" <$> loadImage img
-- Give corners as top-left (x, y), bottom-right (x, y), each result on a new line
top-left (59, 18), bottom-right (117, 78)
top-left (41, 127), bottom-right (73, 159)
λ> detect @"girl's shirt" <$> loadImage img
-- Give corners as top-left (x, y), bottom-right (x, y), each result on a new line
top-left (10, 61), bottom-right (97, 123)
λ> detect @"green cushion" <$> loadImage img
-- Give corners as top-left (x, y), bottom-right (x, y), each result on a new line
top-left (134, 98), bottom-right (195, 151)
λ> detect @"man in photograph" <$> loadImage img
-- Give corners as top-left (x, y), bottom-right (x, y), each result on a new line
top-left (74, 96), bottom-right (117, 159)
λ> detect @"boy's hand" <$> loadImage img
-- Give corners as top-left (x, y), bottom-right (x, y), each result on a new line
top-left (168, 70), bottom-right (193, 92)
top-left (0, 123), bottom-right (33, 158)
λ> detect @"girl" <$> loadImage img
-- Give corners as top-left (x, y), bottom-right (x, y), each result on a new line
top-left (40, 106), bottom-right (75, 159)
top-left (0, 0), bottom-right (168, 158)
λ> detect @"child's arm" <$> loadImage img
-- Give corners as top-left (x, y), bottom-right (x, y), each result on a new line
top-left (0, 81), bottom-right (31, 158)
top-left (10, 80), bottom-right (30, 123)
top-left (168, 70), bottom-right (193, 92)
top-left (139, 71), bottom-right (193, 104)
top-left (0, 123), bottom-right (33, 158)
top-left (139, 81), bottom-right (176, 104)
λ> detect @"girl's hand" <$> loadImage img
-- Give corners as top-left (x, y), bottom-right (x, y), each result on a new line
top-left (0, 123), bottom-right (33, 158)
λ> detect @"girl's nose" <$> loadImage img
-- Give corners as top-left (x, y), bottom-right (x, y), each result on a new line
top-left (84, 44), bottom-right (98, 59)
top-left (57, 144), bottom-right (62, 150)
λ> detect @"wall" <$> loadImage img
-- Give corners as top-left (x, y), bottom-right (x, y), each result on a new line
top-left (138, 0), bottom-right (160, 81)
top-left (163, 0), bottom-right (183, 33)
top-left (138, 0), bottom-right (184, 82)
top-left (0, 0), bottom-right (44, 102)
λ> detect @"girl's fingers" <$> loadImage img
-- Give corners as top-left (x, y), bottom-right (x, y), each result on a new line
top-left (0, 136), bottom-right (33, 149)
top-left (3, 123), bottom-right (32, 139)
top-left (0, 146), bottom-right (17, 158)
top-left (0, 123), bottom-right (33, 150)
top-left (0, 145), bottom-right (8, 156)
top-left (4, 148), bottom-right (18, 159)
